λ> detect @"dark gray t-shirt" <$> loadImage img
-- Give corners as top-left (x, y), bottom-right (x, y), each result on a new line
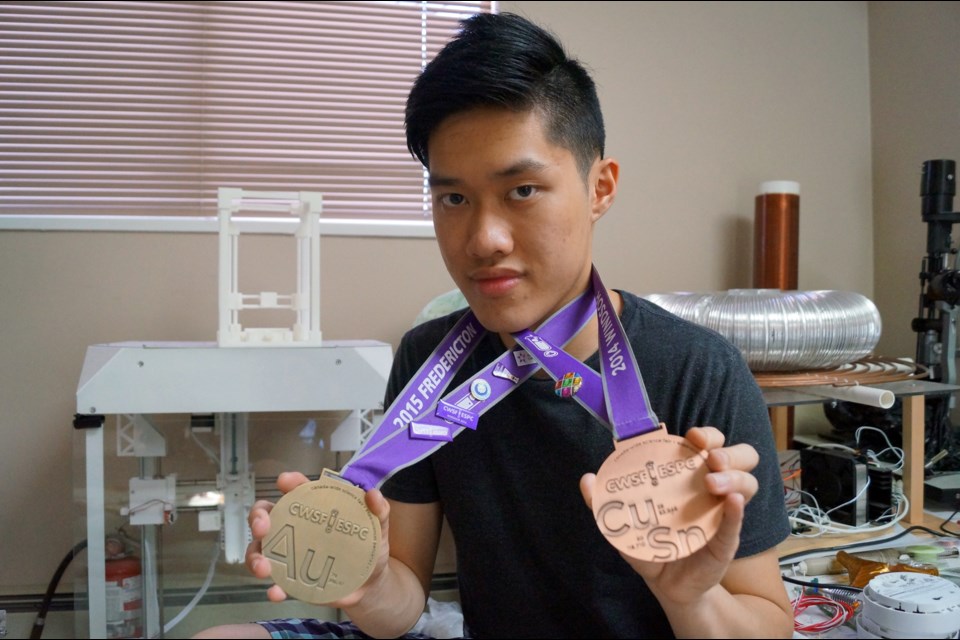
top-left (382, 291), bottom-right (790, 639)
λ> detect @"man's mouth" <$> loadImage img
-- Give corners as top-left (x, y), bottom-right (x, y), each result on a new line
top-left (470, 269), bottom-right (522, 297)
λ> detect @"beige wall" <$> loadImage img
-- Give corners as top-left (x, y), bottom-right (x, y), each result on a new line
top-left (869, 1), bottom-right (960, 361)
top-left (0, 0), bottom-right (898, 603)
top-left (506, 1), bottom-right (874, 297)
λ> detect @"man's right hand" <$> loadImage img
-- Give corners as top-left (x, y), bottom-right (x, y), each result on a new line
top-left (244, 471), bottom-right (394, 606)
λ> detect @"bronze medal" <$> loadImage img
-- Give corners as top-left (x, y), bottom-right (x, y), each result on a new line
top-left (263, 470), bottom-right (381, 604)
top-left (592, 427), bottom-right (723, 563)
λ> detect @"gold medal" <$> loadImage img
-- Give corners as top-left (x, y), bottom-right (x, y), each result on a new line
top-left (592, 427), bottom-right (723, 562)
top-left (262, 470), bottom-right (381, 604)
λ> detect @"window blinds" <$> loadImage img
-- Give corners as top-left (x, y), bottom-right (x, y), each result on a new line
top-left (0, 1), bottom-right (491, 220)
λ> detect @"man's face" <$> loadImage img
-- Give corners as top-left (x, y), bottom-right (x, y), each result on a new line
top-left (427, 107), bottom-right (616, 335)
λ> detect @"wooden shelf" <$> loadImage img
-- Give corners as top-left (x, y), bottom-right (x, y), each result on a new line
top-left (762, 380), bottom-right (959, 525)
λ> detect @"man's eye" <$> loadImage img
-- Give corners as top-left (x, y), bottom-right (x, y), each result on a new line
top-left (440, 193), bottom-right (466, 206)
top-left (509, 185), bottom-right (537, 200)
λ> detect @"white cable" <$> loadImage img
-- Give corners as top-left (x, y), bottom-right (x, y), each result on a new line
top-left (855, 425), bottom-right (905, 472)
top-left (161, 540), bottom-right (221, 635)
top-left (824, 476), bottom-right (871, 519)
top-left (788, 492), bottom-right (909, 536)
top-left (790, 427), bottom-right (906, 537)
top-left (786, 480), bottom-right (876, 532)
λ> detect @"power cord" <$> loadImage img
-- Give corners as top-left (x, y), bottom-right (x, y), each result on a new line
top-left (29, 534), bottom-right (222, 639)
top-left (786, 486), bottom-right (908, 537)
top-left (30, 539), bottom-right (87, 639)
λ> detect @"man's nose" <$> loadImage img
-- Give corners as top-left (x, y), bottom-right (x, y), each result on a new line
top-left (465, 205), bottom-right (513, 258)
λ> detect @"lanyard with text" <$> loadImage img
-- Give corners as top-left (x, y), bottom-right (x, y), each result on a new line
top-left (511, 268), bottom-right (658, 438)
top-left (260, 285), bottom-right (597, 604)
top-left (513, 267), bottom-right (724, 563)
top-left (339, 284), bottom-right (597, 491)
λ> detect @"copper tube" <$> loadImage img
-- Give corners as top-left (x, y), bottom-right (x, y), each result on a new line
top-left (753, 182), bottom-right (800, 290)
top-left (753, 181), bottom-right (800, 445)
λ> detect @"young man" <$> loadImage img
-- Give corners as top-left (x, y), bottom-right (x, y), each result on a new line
top-left (199, 12), bottom-right (793, 639)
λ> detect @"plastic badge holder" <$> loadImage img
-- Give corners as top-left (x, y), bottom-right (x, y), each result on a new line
top-left (857, 572), bottom-right (960, 639)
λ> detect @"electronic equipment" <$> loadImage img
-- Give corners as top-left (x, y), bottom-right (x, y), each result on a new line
top-left (909, 159), bottom-right (960, 472)
top-left (913, 159), bottom-right (960, 387)
top-left (857, 573), bottom-right (960, 639)
top-left (801, 448), bottom-right (868, 525)
top-left (924, 472), bottom-right (960, 506)
top-left (824, 160), bottom-right (960, 471)
top-left (800, 448), bottom-right (895, 526)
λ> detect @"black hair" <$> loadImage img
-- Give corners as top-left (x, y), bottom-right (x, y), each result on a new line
top-left (405, 12), bottom-right (605, 178)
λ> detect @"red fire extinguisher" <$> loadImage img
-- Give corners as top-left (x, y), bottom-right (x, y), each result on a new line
top-left (104, 536), bottom-right (143, 639)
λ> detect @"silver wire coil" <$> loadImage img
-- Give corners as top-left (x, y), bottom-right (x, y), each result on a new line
top-left (643, 289), bottom-right (882, 371)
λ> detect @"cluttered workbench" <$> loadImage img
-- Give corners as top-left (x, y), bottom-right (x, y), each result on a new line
top-left (650, 164), bottom-right (960, 635)
top-left (773, 161), bottom-right (960, 636)
top-left (778, 508), bottom-right (960, 637)
top-left (763, 378), bottom-right (959, 525)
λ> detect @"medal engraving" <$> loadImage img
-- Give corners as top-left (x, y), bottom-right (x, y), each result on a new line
top-left (592, 429), bottom-right (723, 562)
top-left (264, 470), bottom-right (381, 604)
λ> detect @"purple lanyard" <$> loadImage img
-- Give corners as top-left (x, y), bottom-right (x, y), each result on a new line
top-left (512, 266), bottom-right (660, 441)
top-left (340, 286), bottom-right (597, 490)
top-left (339, 266), bottom-right (658, 490)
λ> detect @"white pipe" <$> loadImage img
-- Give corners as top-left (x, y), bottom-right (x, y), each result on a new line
top-left (792, 384), bottom-right (895, 409)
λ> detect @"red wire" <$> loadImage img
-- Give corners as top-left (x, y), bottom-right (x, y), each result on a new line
top-left (792, 593), bottom-right (856, 633)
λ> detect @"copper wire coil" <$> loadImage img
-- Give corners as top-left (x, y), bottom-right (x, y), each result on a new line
top-left (754, 191), bottom-right (799, 290)
top-left (752, 356), bottom-right (927, 388)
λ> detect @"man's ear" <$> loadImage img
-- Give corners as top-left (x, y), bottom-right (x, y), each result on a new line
top-left (590, 156), bottom-right (619, 222)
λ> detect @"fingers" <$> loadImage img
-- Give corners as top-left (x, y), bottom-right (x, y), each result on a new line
top-left (245, 472), bottom-right (311, 592)
top-left (704, 465), bottom-right (759, 503)
top-left (365, 488), bottom-right (390, 522)
top-left (246, 499), bottom-right (273, 577)
top-left (245, 530), bottom-right (273, 580)
top-left (247, 471), bottom-right (311, 543)
top-left (277, 470), bottom-right (310, 494)
top-left (266, 584), bottom-right (289, 603)
top-left (708, 492), bottom-right (745, 564)
top-left (684, 426), bottom-right (725, 451)
top-left (249, 501), bottom-right (273, 535)
top-left (686, 428), bottom-right (760, 477)
top-left (579, 473), bottom-right (596, 510)
top-left (706, 442), bottom-right (759, 473)
top-left (686, 428), bottom-right (761, 503)
top-left (246, 472), bottom-right (310, 547)
top-left (704, 443), bottom-right (759, 501)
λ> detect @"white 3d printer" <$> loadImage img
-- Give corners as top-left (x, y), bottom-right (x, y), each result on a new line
top-left (75, 189), bottom-right (393, 638)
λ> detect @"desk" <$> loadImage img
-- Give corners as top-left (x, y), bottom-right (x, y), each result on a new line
top-left (763, 380), bottom-right (960, 526)
top-left (777, 510), bottom-right (951, 560)
top-left (75, 340), bottom-right (393, 639)
top-left (777, 510), bottom-right (960, 638)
